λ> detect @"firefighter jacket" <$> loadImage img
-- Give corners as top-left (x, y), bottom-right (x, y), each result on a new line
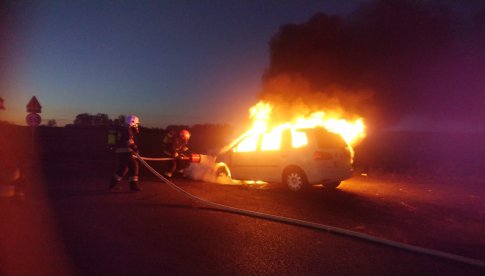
top-left (115, 125), bottom-right (139, 154)
top-left (162, 131), bottom-right (189, 157)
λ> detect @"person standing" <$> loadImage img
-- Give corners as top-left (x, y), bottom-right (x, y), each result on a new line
top-left (109, 115), bottom-right (142, 192)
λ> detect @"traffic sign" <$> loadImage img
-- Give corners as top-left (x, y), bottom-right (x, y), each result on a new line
top-left (26, 113), bottom-right (41, 126)
top-left (26, 96), bottom-right (41, 113)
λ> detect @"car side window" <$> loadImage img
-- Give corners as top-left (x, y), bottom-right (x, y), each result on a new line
top-left (291, 130), bottom-right (308, 148)
top-left (261, 131), bottom-right (281, 151)
top-left (234, 134), bottom-right (259, 152)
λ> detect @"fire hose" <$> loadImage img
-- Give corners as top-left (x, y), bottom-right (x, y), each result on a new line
top-left (136, 154), bottom-right (201, 163)
top-left (135, 153), bottom-right (485, 269)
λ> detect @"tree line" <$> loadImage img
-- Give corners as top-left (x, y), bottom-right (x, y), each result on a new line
top-left (65, 113), bottom-right (126, 128)
top-left (65, 113), bottom-right (234, 154)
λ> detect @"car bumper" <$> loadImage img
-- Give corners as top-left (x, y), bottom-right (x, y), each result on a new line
top-left (306, 166), bottom-right (353, 184)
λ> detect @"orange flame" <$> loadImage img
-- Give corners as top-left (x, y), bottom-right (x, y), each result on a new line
top-left (227, 101), bottom-right (366, 160)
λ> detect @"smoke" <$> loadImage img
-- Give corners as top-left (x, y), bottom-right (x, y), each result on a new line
top-left (261, 0), bottom-right (485, 129)
top-left (184, 154), bottom-right (234, 185)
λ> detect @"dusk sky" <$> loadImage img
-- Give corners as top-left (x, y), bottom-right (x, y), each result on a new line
top-left (1, 0), bottom-right (363, 128)
top-left (2, 0), bottom-right (484, 132)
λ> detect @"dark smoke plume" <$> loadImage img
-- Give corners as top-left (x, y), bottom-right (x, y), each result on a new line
top-left (261, 0), bottom-right (485, 130)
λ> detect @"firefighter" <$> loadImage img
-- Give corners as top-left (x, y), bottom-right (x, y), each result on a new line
top-left (161, 128), bottom-right (191, 178)
top-left (109, 115), bottom-right (142, 192)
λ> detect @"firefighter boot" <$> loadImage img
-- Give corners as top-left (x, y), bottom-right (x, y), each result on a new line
top-left (130, 181), bottom-right (141, 192)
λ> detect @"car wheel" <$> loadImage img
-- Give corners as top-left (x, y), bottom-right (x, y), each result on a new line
top-left (215, 165), bottom-right (230, 178)
top-left (323, 181), bottom-right (341, 189)
top-left (283, 167), bottom-right (308, 192)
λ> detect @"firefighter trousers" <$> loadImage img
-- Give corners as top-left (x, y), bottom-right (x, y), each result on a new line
top-left (113, 152), bottom-right (139, 183)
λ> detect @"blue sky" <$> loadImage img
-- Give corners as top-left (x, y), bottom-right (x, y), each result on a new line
top-left (1, 0), bottom-right (362, 128)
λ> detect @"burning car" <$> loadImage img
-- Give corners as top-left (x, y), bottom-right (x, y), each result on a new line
top-left (211, 101), bottom-right (366, 191)
top-left (215, 127), bottom-right (353, 191)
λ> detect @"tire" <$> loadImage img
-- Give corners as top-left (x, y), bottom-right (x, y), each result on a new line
top-left (283, 167), bottom-right (308, 192)
top-left (323, 181), bottom-right (341, 189)
top-left (215, 166), bottom-right (230, 178)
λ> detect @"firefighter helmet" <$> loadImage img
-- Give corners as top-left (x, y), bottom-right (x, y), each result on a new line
top-left (180, 129), bottom-right (191, 141)
top-left (125, 115), bottom-right (140, 127)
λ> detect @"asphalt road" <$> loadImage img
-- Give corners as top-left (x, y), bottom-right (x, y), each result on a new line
top-left (0, 159), bottom-right (484, 275)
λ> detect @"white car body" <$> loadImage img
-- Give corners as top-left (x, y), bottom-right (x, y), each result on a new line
top-left (218, 127), bottom-right (353, 191)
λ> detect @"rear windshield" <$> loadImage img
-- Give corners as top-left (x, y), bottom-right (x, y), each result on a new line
top-left (314, 128), bottom-right (347, 148)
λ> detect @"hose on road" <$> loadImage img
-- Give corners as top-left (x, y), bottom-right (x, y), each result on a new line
top-left (136, 153), bottom-right (485, 269)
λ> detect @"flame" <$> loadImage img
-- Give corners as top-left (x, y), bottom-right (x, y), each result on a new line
top-left (231, 101), bottom-right (366, 158)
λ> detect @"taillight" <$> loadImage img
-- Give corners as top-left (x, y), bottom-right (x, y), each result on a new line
top-left (313, 151), bottom-right (332, 160)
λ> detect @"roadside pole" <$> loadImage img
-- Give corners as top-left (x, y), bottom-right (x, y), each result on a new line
top-left (26, 96), bottom-right (42, 156)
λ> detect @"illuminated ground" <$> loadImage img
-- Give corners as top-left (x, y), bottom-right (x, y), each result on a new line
top-left (0, 159), bottom-right (483, 275)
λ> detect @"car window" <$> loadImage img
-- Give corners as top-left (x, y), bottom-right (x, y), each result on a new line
top-left (234, 134), bottom-right (259, 152)
top-left (261, 131), bottom-right (281, 151)
top-left (291, 130), bottom-right (308, 148)
top-left (314, 127), bottom-right (347, 148)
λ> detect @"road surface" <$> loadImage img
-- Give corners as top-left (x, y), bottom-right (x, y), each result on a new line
top-left (0, 158), bottom-right (483, 275)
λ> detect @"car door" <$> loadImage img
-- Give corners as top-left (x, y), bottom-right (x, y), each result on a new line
top-left (230, 134), bottom-right (261, 180)
top-left (257, 130), bottom-right (291, 182)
